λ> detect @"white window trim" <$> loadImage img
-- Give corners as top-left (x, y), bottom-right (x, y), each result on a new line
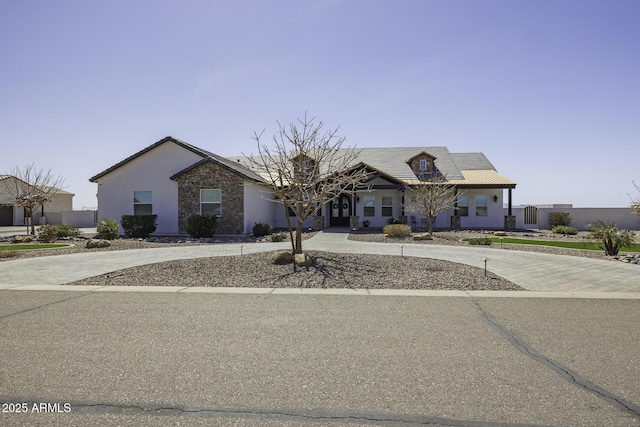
top-left (200, 189), bottom-right (222, 217)
top-left (133, 191), bottom-right (152, 215)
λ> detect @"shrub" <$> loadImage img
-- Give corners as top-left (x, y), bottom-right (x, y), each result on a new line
top-left (54, 225), bottom-right (81, 238)
top-left (467, 237), bottom-right (492, 246)
top-left (187, 214), bottom-right (217, 238)
top-left (269, 232), bottom-right (288, 242)
top-left (253, 222), bottom-right (273, 237)
top-left (549, 212), bottom-right (572, 228)
top-left (120, 215), bottom-right (157, 239)
top-left (588, 221), bottom-right (636, 256)
top-left (552, 225), bottom-right (578, 235)
top-left (383, 224), bottom-right (412, 238)
top-left (97, 219), bottom-right (120, 240)
top-left (37, 224), bottom-right (59, 243)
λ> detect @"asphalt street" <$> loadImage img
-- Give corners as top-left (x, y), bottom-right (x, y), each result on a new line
top-left (1, 290), bottom-right (639, 426)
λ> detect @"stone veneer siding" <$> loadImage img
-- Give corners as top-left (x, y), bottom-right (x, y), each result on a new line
top-left (408, 154), bottom-right (435, 176)
top-left (175, 162), bottom-right (245, 235)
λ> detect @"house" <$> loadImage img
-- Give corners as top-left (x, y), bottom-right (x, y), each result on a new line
top-left (0, 175), bottom-right (74, 226)
top-left (90, 136), bottom-right (517, 235)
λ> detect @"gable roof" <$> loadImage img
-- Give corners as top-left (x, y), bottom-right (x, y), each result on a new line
top-left (89, 136), bottom-right (262, 183)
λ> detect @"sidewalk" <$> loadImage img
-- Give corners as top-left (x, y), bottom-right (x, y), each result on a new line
top-left (0, 231), bottom-right (639, 293)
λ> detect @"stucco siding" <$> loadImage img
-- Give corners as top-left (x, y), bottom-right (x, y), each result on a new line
top-left (243, 182), bottom-right (277, 234)
top-left (94, 142), bottom-right (203, 234)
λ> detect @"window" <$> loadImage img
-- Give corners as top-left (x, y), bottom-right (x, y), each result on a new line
top-left (363, 196), bottom-right (375, 217)
top-left (476, 195), bottom-right (488, 217)
top-left (419, 159), bottom-right (428, 171)
top-left (134, 191), bottom-right (152, 215)
top-left (381, 196), bottom-right (393, 217)
top-left (201, 189), bottom-right (221, 216)
top-left (457, 195), bottom-right (468, 217)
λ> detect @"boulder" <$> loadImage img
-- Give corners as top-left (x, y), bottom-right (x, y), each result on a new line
top-left (294, 253), bottom-right (312, 267)
top-left (86, 239), bottom-right (111, 249)
top-left (413, 233), bottom-right (433, 241)
top-left (494, 231), bottom-right (508, 237)
top-left (270, 251), bottom-right (294, 265)
top-left (12, 235), bottom-right (34, 243)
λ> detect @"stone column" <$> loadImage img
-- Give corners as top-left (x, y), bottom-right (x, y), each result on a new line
top-left (313, 216), bottom-right (324, 231)
top-left (450, 215), bottom-right (461, 231)
top-left (504, 215), bottom-right (516, 230)
top-left (350, 216), bottom-right (359, 231)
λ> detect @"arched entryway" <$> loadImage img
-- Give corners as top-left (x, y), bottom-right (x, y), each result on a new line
top-left (330, 194), bottom-right (351, 227)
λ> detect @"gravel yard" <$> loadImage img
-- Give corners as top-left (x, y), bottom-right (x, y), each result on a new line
top-left (69, 250), bottom-right (522, 290)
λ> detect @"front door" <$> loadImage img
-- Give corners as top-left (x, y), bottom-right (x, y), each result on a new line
top-left (330, 194), bottom-right (351, 227)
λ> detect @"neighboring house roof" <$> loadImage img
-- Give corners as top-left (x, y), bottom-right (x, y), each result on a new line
top-left (0, 175), bottom-right (74, 195)
top-left (89, 136), bottom-right (262, 183)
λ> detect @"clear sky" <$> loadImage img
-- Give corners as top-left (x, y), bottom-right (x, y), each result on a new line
top-left (1, 0), bottom-right (639, 209)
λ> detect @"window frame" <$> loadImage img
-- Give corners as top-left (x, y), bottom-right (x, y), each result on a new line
top-left (475, 195), bottom-right (488, 217)
top-left (363, 195), bottom-right (375, 217)
top-left (419, 159), bottom-right (428, 171)
top-left (381, 195), bottom-right (393, 217)
top-left (133, 191), bottom-right (152, 215)
top-left (457, 194), bottom-right (469, 217)
top-left (200, 189), bottom-right (222, 217)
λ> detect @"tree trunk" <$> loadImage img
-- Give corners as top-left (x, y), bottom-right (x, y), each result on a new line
top-left (428, 215), bottom-right (434, 235)
top-left (295, 202), bottom-right (304, 254)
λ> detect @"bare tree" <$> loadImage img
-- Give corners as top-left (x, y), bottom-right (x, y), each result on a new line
top-left (247, 113), bottom-right (370, 254)
top-left (631, 181), bottom-right (640, 220)
top-left (1, 164), bottom-right (65, 235)
top-left (405, 172), bottom-right (461, 235)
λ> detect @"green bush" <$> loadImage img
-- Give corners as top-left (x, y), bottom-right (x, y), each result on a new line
top-left (54, 225), bottom-right (81, 238)
top-left (37, 225), bottom-right (58, 243)
top-left (97, 219), bottom-right (120, 240)
top-left (552, 225), bottom-right (578, 235)
top-left (120, 215), bottom-right (157, 239)
top-left (187, 214), bottom-right (217, 238)
top-left (269, 232), bottom-right (288, 242)
top-left (549, 212), bottom-right (572, 227)
top-left (253, 222), bottom-right (273, 237)
top-left (589, 221), bottom-right (636, 256)
top-left (383, 224), bottom-right (412, 238)
top-left (467, 237), bottom-right (492, 245)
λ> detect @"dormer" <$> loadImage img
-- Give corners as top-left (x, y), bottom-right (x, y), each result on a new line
top-left (407, 151), bottom-right (437, 179)
top-left (292, 153), bottom-right (318, 181)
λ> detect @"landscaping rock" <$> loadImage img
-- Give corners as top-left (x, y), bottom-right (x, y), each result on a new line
top-left (294, 253), bottom-right (312, 267)
top-left (86, 239), bottom-right (111, 249)
top-left (413, 233), bottom-right (433, 241)
top-left (270, 251), bottom-right (293, 265)
top-left (12, 235), bottom-right (34, 243)
top-left (494, 231), bottom-right (508, 236)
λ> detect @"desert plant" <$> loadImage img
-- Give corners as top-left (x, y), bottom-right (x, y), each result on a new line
top-left (37, 224), bottom-right (59, 243)
top-left (588, 221), bottom-right (636, 256)
top-left (120, 215), bottom-right (158, 239)
top-left (97, 219), bottom-right (120, 240)
top-left (187, 214), bottom-right (217, 238)
top-left (253, 222), bottom-right (273, 237)
top-left (269, 232), bottom-right (288, 242)
top-left (549, 212), bottom-right (572, 228)
top-left (552, 225), bottom-right (578, 235)
top-left (467, 237), bottom-right (492, 245)
top-left (382, 224), bottom-right (412, 238)
top-left (54, 224), bottom-right (81, 238)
